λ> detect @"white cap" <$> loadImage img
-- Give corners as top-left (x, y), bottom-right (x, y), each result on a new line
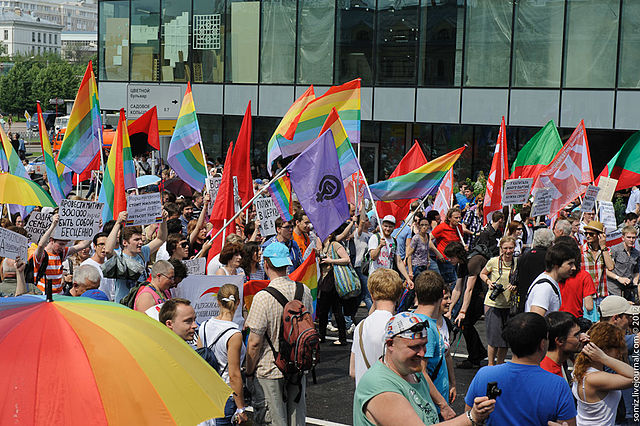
top-left (600, 295), bottom-right (640, 317)
top-left (382, 215), bottom-right (396, 225)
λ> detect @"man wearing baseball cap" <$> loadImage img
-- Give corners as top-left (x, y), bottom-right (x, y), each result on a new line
top-left (367, 215), bottom-right (413, 288)
top-left (353, 312), bottom-right (495, 425)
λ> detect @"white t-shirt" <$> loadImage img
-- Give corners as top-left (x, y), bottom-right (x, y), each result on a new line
top-left (351, 310), bottom-right (393, 385)
top-left (367, 234), bottom-right (394, 273)
top-left (525, 272), bottom-right (561, 315)
top-left (354, 229), bottom-right (371, 268)
top-left (156, 242), bottom-right (170, 261)
top-left (438, 319), bottom-right (450, 353)
top-left (199, 318), bottom-right (246, 384)
top-left (81, 257), bottom-right (116, 301)
top-left (207, 254), bottom-right (222, 275)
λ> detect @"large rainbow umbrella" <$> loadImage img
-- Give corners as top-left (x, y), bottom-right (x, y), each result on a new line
top-left (0, 172), bottom-right (56, 207)
top-left (0, 295), bottom-right (231, 425)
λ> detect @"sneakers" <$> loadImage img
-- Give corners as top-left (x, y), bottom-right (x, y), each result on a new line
top-left (347, 324), bottom-right (356, 335)
top-left (327, 323), bottom-right (338, 332)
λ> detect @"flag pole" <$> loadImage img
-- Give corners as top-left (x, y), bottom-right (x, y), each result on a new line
top-left (198, 139), bottom-right (211, 196)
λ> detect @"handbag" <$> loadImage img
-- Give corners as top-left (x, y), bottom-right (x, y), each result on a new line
top-left (101, 252), bottom-right (145, 281)
top-left (330, 243), bottom-right (361, 299)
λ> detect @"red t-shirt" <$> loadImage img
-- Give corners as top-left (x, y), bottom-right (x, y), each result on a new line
top-left (432, 223), bottom-right (463, 256)
top-left (540, 355), bottom-right (562, 377)
top-left (559, 270), bottom-right (597, 318)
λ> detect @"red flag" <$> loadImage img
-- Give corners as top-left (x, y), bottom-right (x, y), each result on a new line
top-left (231, 102), bottom-right (254, 205)
top-left (128, 106), bottom-right (159, 150)
top-left (533, 120), bottom-right (594, 218)
top-left (207, 143), bottom-right (237, 268)
top-left (433, 169), bottom-right (453, 217)
top-left (376, 141), bottom-right (427, 225)
top-left (344, 170), bottom-right (366, 209)
top-left (483, 117), bottom-right (509, 224)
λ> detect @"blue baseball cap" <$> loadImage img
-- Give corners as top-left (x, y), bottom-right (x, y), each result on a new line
top-left (263, 242), bottom-right (293, 268)
top-left (81, 289), bottom-right (109, 301)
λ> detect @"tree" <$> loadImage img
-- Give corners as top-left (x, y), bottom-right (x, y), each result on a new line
top-left (32, 61), bottom-right (81, 109)
top-left (0, 58), bottom-right (41, 114)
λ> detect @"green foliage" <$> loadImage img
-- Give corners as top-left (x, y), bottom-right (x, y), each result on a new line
top-left (613, 194), bottom-right (626, 224)
top-left (32, 62), bottom-right (80, 107)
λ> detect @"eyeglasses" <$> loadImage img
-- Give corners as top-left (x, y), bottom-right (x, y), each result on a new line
top-left (179, 241), bottom-right (189, 248)
top-left (585, 232), bottom-right (598, 237)
top-left (160, 273), bottom-right (175, 281)
top-left (391, 321), bottom-right (428, 339)
top-left (280, 225), bottom-right (293, 229)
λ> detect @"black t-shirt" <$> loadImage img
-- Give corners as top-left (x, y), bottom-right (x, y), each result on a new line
top-left (457, 254), bottom-right (488, 299)
top-left (515, 247), bottom-right (547, 295)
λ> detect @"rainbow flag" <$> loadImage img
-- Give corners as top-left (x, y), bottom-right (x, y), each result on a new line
top-left (319, 108), bottom-right (360, 179)
top-left (0, 126), bottom-right (33, 217)
top-left (267, 86), bottom-right (316, 174)
top-left (98, 109), bottom-right (137, 222)
top-left (58, 61), bottom-right (102, 174)
top-left (277, 79), bottom-right (361, 160)
top-left (369, 146), bottom-right (466, 201)
top-left (55, 160), bottom-right (73, 197)
top-left (168, 82), bottom-right (206, 192)
top-left (267, 175), bottom-right (293, 221)
top-left (37, 101), bottom-right (64, 204)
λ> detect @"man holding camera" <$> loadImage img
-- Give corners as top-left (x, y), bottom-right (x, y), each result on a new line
top-left (465, 313), bottom-right (577, 426)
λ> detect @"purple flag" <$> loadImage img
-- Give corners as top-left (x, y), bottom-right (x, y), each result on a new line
top-left (287, 129), bottom-right (350, 241)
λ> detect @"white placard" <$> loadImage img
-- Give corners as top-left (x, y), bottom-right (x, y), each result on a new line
top-left (173, 275), bottom-right (244, 327)
top-left (126, 83), bottom-right (183, 119)
top-left (183, 257), bottom-right (206, 275)
top-left (531, 188), bottom-right (552, 217)
top-left (126, 193), bottom-right (163, 226)
top-left (596, 177), bottom-right (618, 202)
top-left (254, 194), bottom-right (279, 237)
top-left (207, 176), bottom-right (222, 216)
top-left (24, 211), bottom-right (52, 243)
top-left (582, 185), bottom-right (600, 213)
top-left (0, 227), bottom-right (28, 260)
top-left (502, 178), bottom-right (534, 205)
top-left (53, 199), bottom-right (104, 240)
top-left (598, 201), bottom-right (617, 232)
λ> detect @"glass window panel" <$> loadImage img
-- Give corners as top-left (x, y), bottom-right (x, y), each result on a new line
top-left (226, 0), bottom-right (259, 83)
top-left (260, 0), bottom-right (296, 84)
top-left (512, 0), bottom-right (564, 87)
top-left (192, 0), bottom-right (225, 83)
top-left (418, 0), bottom-right (464, 86)
top-left (130, 0), bottom-right (160, 81)
top-left (618, 0), bottom-right (640, 88)
top-left (376, 0), bottom-right (419, 85)
top-left (433, 124), bottom-right (472, 180)
top-left (161, 0), bottom-right (189, 82)
top-left (563, 0), bottom-right (619, 88)
top-left (99, 0), bottom-right (129, 81)
top-left (380, 123), bottom-right (406, 180)
top-left (335, 0), bottom-right (375, 85)
top-left (463, 0), bottom-right (512, 87)
top-left (413, 123), bottom-right (433, 157)
top-left (297, 0), bottom-right (335, 85)
top-left (253, 117), bottom-right (280, 178)
top-left (198, 114), bottom-right (222, 160)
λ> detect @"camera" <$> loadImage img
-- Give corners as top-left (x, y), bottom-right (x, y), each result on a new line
top-left (489, 283), bottom-right (505, 301)
top-left (486, 382), bottom-right (502, 400)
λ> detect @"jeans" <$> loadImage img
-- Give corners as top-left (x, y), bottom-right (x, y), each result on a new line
top-left (317, 287), bottom-right (347, 343)
top-left (355, 266), bottom-right (373, 311)
top-left (412, 263), bottom-right (439, 280)
top-left (249, 376), bottom-right (307, 426)
top-left (437, 258), bottom-right (457, 284)
top-left (214, 396), bottom-right (236, 426)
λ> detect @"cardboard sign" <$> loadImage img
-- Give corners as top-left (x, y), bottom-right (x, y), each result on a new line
top-left (24, 211), bottom-right (52, 243)
top-left (0, 226), bottom-right (28, 260)
top-left (53, 199), bottom-right (104, 240)
top-left (126, 193), bottom-right (163, 226)
top-left (207, 177), bottom-right (222, 217)
top-left (582, 185), bottom-right (600, 213)
top-left (598, 201), bottom-right (617, 232)
top-left (531, 188), bottom-right (552, 217)
top-left (502, 178), bottom-right (534, 205)
top-left (183, 257), bottom-right (206, 275)
top-left (596, 177), bottom-right (618, 202)
top-left (254, 194), bottom-right (279, 237)
top-left (173, 275), bottom-right (244, 327)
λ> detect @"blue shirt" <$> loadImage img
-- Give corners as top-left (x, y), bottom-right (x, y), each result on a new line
top-left (261, 236), bottom-right (302, 274)
top-left (465, 362), bottom-right (576, 425)
top-left (392, 222), bottom-right (413, 259)
top-left (414, 313), bottom-right (449, 403)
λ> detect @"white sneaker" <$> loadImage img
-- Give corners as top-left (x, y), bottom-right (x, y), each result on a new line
top-left (327, 323), bottom-right (338, 332)
top-left (347, 324), bottom-right (356, 334)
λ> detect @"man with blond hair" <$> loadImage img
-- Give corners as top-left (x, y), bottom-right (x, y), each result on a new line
top-left (349, 268), bottom-right (404, 385)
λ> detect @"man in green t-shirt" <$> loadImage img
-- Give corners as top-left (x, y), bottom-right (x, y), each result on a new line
top-left (353, 312), bottom-right (495, 426)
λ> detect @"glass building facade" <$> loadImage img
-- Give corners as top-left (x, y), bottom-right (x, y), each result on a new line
top-left (98, 0), bottom-right (640, 180)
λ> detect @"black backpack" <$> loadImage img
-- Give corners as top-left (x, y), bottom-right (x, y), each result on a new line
top-left (195, 321), bottom-right (236, 375)
top-left (466, 243), bottom-right (492, 262)
top-left (25, 252), bottom-right (49, 287)
top-left (120, 282), bottom-right (148, 308)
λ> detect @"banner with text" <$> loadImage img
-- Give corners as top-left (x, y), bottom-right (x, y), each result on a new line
top-left (0, 227), bottom-right (28, 260)
top-left (531, 188), bottom-right (552, 217)
top-left (502, 178), bottom-right (534, 205)
top-left (183, 258), bottom-right (206, 275)
top-left (581, 185), bottom-right (600, 213)
top-left (53, 199), bottom-right (104, 240)
top-left (598, 201), bottom-right (617, 233)
top-left (173, 275), bottom-right (244, 327)
top-left (24, 211), bottom-right (52, 243)
top-left (254, 194), bottom-right (279, 237)
top-left (126, 193), bottom-right (163, 226)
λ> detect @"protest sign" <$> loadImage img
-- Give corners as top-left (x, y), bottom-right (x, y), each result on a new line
top-left (531, 188), bottom-right (552, 217)
top-left (598, 201), bottom-right (617, 232)
top-left (254, 194), bottom-right (279, 236)
top-left (183, 257), bottom-right (206, 275)
top-left (582, 185), bottom-right (600, 213)
top-left (207, 176), bottom-right (222, 217)
top-left (53, 199), bottom-right (104, 240)
top-left (606, 229), bottom-right (623, 249)
top-left (596, 177), bottom-right (618, 202)
top-left (502, 178), bottom-right (534, 205)
top-left (24, 211), bottom-right (52, 243)
top-left (173, 275), bottom-right (244, 327)
top-left (0, 226), bottom-right (28, 260)
top-left (125, 193), bottom-right (163, 226)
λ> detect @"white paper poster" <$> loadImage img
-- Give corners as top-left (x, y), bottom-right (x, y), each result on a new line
top-left (53, 199), bottom-right (104, 240)
top-left (531, 188), bottom-right (552, 217)
top-left (24, 211), bottom-right (52, 243)
top-left (0, 227), bottom-right (28, 260)
top-left (598, 201), bottom-right (617, 233)
top-left (126, 193), bottom-right (163, 226)
top-left (254, 194), bottom-right (279, 237)
top-left (502, 178), bottom-right (534, 205)
top-left (582, 185), bottom-right (600, 213)
top-left (173, 275), bottom-right (244, 327)
top-left (183, 257), bottom-right (206, 275)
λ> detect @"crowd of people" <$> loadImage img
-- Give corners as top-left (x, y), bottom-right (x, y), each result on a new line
top-left (2, 167), bottom-right (640, 425)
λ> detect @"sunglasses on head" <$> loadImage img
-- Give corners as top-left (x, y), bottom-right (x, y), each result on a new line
top-left (391, 321), bottom-right (428, 339)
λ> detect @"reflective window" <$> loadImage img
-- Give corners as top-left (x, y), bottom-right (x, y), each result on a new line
top-left (130, 0), bottom-right (160, 81)
top-left (380, 123), bottom-right (406, 180)
top-left (198, 114), bottom-right (222, 160)
top-left (376, 0), bottom-right (419, 85)
top-left (433, 124), bottom-right (472, 180)
top-left (260, 0), bottom-right (296, 84)
top-left (226, 0), bottom-right (259, 83)
top-left (161, 0), bottom-right (189, 82)
top-left (413, 123), bottom-right (433, 157)
top-left (464, 0), bottom-right (512, 87)
top-left (618, 0), bottom-right (640, 88)
top-left (335, 0), bottom-right (375, 85)
top-left (297, 0), bottom-right (335, 85)
top-left (418, 0), bottom-right (463, 86)
top-left (253, 117), bottom-right (279, 178)
top-left (192, 0), bottom-right (225, 83)
top-left (99, 1), bottom-right (127, 80)
top-left (512, 0), bottom-right (564, 87)
top-left (564, 0), bottom-right (619, 88)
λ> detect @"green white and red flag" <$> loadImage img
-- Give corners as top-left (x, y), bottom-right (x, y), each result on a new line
top-left (595, 131), bottom-right (640, 191)
top-left (510, 120), bottom-right (562, 179)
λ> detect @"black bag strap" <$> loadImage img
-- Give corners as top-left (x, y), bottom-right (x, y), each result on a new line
top-left (35, 252), bottom-right (48, 285)
top-left (526, 278), bottom-right (560, 300)
top-left (263, 286), bottom-right (289, 308)
top-left (429, 355), bottom-right (444, 381)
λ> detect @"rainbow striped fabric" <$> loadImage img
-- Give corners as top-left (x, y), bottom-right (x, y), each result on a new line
top-left (168, 82), bottom-right (206, 192)
top-left (58, 61), bottom-right (102, 174)
top-left (319, 107), bottom-right (360, 179)
top-left (37, 101), bottom-right (64, 204)
top-left (267, 86), bottom-right (316, 175)
top-left (0, 173), bottom-right (56, 207)
top-left (267, 175), bottom-right (293, 221)
top-left (277, 79), bottom-right (361, 160)
top-left (0, 126), bottom-right (34, 216)
top-left (369, 146), bottom-right (466, 201)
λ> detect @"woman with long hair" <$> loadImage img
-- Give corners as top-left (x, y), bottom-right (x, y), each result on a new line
top-left (572, 322), bottom-right (634, 426)
top-left (241, 241), bottom-right (265, 280)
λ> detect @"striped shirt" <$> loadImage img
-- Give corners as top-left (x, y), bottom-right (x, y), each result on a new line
top-left (34, 247), bottom-right (70, 294)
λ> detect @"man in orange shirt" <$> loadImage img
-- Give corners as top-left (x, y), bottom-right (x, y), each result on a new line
top-left (292, 210), bottom-right (311, 255)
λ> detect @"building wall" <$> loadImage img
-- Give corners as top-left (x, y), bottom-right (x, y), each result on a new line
top-left (0, 0), bottom-right (97, 31)
top-left (0, 20), bottom-right (61, 55)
